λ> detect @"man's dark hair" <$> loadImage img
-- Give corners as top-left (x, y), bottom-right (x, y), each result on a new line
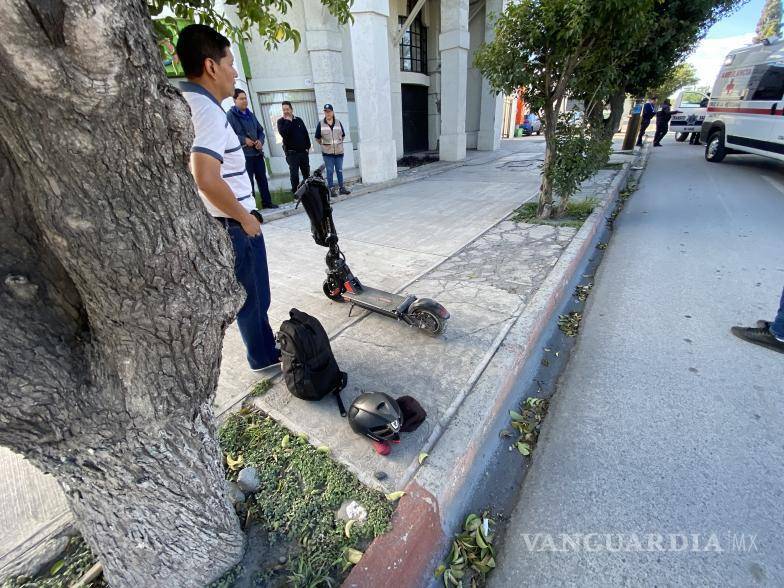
top-left (282, 101), bottom-right (293, 109)
top-left (233, 88), bottom-right (246, 100)
top-left (651, 96), bottom-right (658, 101)
top-left (176, 24), bottom-right (230, 78)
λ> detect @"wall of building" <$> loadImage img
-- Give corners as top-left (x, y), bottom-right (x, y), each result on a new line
top-left (464, 3), bottom-right (484, 149)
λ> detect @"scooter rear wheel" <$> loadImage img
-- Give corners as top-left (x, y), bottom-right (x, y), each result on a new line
top-left (323, 279), bottom-right (345, 302)
top-left (412, 309), bottom-right (445, 336)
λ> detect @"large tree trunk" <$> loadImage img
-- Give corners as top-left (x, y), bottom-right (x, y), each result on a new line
top-left (606, 90), bottom-right (627, 138)
top-left (0, 1), bottom-right (246, 585)
top-left (537, 102), bottom-right (557, 219)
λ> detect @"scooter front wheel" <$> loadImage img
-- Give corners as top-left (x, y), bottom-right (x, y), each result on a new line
top-left (411, 309), bottom-right (446, 336)
top-left (323, 279), bottom-right (345, 302)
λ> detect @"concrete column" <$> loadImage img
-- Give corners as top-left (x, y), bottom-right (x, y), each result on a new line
top-left (439, 0), bottom-right (469, 161)
top-left (349, 0), bottom-right (398, 183)
top-left (304, 0), bottom-right (355, 171)
top-left (477, 0), bottom-right (503, 151)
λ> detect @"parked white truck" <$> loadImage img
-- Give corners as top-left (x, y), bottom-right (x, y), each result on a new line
top-left (670, 90), bottom-right (710, 141)
top-left (701, 37), bottom-right (784, 162)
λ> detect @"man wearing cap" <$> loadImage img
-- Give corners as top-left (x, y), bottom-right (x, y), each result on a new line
top-left (276, 101), bottom-right (311, 193)
top-left (315, 104), bottom-right (351, 197)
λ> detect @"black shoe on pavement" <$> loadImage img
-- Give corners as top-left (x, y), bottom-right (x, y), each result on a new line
top-left (730, 326), bottom-right (784, 354)
top-left (653, 143), bottom-right (661, 147)
top-left (264, 203), bottom-right (279, 209)
top-left (339, 186), bottom-right (351, 195)
top-left (757, 320), bottom-right (772, 330)
top-left (636, 142), bottom-right (642, 147)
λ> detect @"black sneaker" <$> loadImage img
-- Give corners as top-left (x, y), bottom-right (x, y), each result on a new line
top-left (339, 186), bottom-right (351, 195)
top-left (264, 203), bottom-right (279, 209)
top-left (329, 187), bottom-right (338, 198)
top-left (653, 143), bottom-right (661, 147)
top-left (730, 326), bottom-right (784, 354)
top-left (757, 320), bottom-right (772, 330)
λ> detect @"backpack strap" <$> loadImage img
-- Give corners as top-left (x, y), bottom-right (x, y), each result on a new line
top-left (333, 371), bottom-right (348, 417)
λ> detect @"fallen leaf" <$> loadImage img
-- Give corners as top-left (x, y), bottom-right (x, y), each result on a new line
top-left (434, 564), bottom-right (446, 577)
top-left (516, 442), bottom-right (531, 456)
top-left (418, 452), bottom-right (429, 464)
top-left (344, 519), bottom-right (355, 538)
top-left (386, 491), bottom-right (406, 502)
top-left (226, 453), bottom-right (244, 470)
top-left (281, 434), bottom-right (290, 449)
top-left (345, 547), bottom-right (363, 564)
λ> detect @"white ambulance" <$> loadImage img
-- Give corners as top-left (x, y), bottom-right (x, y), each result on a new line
top-left (701, 37), bottom-right (784, 162)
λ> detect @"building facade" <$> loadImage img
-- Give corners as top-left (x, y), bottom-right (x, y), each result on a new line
top-left (226, 0), bottom-right (504, 187)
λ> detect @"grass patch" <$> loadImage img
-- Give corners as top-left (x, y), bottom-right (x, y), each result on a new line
top-left (249, 378), bottom-right (273, 397)
top-left (2, 537), bottom-right (106, 588)
top-left (511, 198), bottom-right (598, 229)
top-left (219, 409), bottom-right (393, 586)
top-left (602, 162), bottom-right (625, 170)
top-left (5, 410), bottom-right (391, 588)
top-left (270, 188), bottom-right (294, 206)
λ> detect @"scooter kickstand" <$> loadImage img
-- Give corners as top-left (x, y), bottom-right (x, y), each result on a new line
top-left (348, 302), bottom-right (355, 317)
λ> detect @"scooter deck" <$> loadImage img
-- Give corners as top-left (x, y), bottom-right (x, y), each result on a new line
top-left (343, 285), bottom-right (406, 314)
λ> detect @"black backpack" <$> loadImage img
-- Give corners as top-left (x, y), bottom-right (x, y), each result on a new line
top-left (277, 309), bottom-right (347, 415)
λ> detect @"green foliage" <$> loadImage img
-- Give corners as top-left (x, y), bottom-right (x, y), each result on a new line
top-left (2, 537), bottom-right (106, 588)
top-left (754, 0), bottom-right (782, 42)
top-left (548, 112), bottom-right (612, 211)
top-left (218, 410), bottom-right (393, 586)
top-left (475, 0), bottom-right (651, 218)
top-left (511, 197), bottom-right (598, 228)
top-left (650, 63), bottom-right (700, 99)
top-left (148, 0), bottom-right (353, 49)
top-left (620, 0), bottom-right (743, 97)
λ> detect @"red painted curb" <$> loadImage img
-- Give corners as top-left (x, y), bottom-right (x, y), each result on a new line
top-left (344, 482), bottom-right (444, 588)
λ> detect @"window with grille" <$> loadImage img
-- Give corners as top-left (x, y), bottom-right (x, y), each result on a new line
top-left (399, 15), bottom-right (427, 74)
top-left (256, 90), bottom-right (318, 157)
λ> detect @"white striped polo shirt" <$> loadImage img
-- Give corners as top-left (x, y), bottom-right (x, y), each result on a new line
top-left (179, 81), bottom-right (255, 217)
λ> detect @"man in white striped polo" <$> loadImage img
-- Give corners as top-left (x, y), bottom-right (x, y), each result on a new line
top-left (176, 24), bottom-right (279, 372)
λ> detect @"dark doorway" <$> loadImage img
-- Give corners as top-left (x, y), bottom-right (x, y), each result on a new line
top-left (401, 84), bottom-right (429, 153)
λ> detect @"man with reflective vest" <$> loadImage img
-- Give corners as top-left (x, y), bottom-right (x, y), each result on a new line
top-left (315, 104), bottom-right (351, 197)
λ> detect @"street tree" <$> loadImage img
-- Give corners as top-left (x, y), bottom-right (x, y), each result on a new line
top-left (594, 0), bottom-right (743, 135)
top-left (0, 0), bottom-right (348, 586)
top-left (475, 0), bottom-right (652, 218)
top-left (754, 0), bottom-right (782, 42)
top-left (650, 63), bottom-right (700, 100)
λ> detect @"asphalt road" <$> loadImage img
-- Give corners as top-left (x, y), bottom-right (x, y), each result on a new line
top-left (490, 137), bottom-right (784, 587)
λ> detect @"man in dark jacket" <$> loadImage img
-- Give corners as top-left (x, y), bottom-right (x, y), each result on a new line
top-left (226, 89), bottom-right (277, 209)
top-left (636, 96), bottom-right (657, 146)
top-left (653, 99), bottom-right (681, 146)
top-left (276, 101), bottom-right (311, 193)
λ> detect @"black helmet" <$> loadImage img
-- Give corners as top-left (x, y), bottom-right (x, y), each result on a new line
top-left (348, 392), bottom-right (403, 442)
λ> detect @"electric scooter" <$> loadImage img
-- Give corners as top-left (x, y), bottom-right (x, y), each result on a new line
top-left (295, 165), bottom-right (450, 336)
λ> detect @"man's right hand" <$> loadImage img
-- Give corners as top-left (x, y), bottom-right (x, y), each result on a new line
top-left (245, 137), bottom-right (256, 147)
top-left (240, 213), bottom-right (262, 237)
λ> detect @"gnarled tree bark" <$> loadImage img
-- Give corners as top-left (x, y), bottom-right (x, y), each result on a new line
top-left (0, 1), bottom-right (246, 585)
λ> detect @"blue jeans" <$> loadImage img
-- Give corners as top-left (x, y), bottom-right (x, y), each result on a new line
top-left (226, 224), bottom-right (278, 369)
top-left (245, 156), bottom-right (272, 208)
top-left (772, 286), bottom-right (784, 340)
top-left (323, 154), bottom-right (344, 189)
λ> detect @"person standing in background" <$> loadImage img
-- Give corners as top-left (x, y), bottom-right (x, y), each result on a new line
top-left (227, 89), bottom-right (277, 209)
top-left (636, 96), bottom-right (657, 147)
top-left (315, 104), bottom-right (351, 197)
top-left (276, 101), bottom-right (311, 193)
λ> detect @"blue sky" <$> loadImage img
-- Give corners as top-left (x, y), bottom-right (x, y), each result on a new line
top-left (687, 0), bottom-right (770, 87)
top-left (707, 0), bottom-right (763, 38)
